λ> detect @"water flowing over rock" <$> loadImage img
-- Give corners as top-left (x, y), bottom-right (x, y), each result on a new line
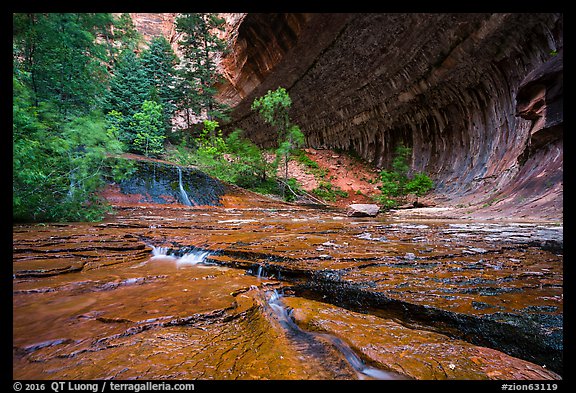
top-left (13, 190), bottom-right (562, 379)
top-left (111, 157), bottom-right (226, 207)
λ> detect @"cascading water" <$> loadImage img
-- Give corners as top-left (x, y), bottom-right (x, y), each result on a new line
top-left (177, 167), bottom-right (193, 206)
top-left (151, 246), bottom-right (175, 259)
top-left (149, 245), bottom-right (212, 267)
top-left (178, 250), bottom-right (212, 266)
top-left (265, 290), bottom-right (402, 380)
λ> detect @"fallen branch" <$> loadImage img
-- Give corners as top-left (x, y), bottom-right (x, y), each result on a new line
top-left (278, 179), bottom-right (327, 205)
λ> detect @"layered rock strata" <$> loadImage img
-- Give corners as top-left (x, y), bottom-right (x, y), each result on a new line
top-left (13, 198), bottom-right (563, 378)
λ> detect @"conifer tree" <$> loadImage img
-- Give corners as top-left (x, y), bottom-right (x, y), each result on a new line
top-left (141, 36), bottom-right (179, 134)
top-left (175, 13), bottom-right (229, 130)
top-left (103, 50), bottom-right (151, 148)
top-left (13, 13), bottom-right (111, 117)
top-left (13, 12), bottom-right (130, 222)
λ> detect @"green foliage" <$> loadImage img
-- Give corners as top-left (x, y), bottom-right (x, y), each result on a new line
top-left (293, 150), bottom-right (330, 181)
top-left (251, 87), bottom-right (292, 128)
top-left (141, 36), bottom-right (178, 132)
top-left (405, 172), bottom-right (434, 197)
top-left (131, 100), bottom-right (166, 157)
top-left (250, 180), bottom-right (283, 196)
top-left (224, 129), bottom-right (274, 185)
top-left (104, 40), bottom-right (177, 154)
top-left (105, 50), bottom-right (150, 117)
top-left (13, 73), bottom-right (124, 222)
top-left (175, 13), bottom-right (229, 126)
top-left (167, 122), bottom-right (276, 194)
top-left (282, 178), bottom-right (303, 202)
top-left (104, 110), bottom-right (126, 147)
top-left (294, 150), bottom-right (319, 169)
top-left (252, 87), bottom-right (305, 200)
top-left (286, 125), bottom-right (306, 148)
top-left (103, 50), bottom-right (151, 149)
top-left (391, 144), bottom-right (411, 176)
top-left (13, 13), bottom-right (112, 116)
top-left (372, 195), bottom-right (400, 209)
top-left (312, 181), bottom-right (349, 202)
top-left (196, 120), bottom-right (227, 155)
top-left (12, 13), bottom-right (140, 223)
top-left (379, 169), bottom-right (401, 197)
top-left (376, 143), bottom-right (434, 209)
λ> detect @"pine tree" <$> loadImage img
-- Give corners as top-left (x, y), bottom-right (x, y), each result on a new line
top-left (13, 13), bottom-right (111, 117)
top-left (103, 50), bottom-right (151, 148)
top-left (141, 36), bottom-right (179, 134)
top-left (13, 12), bottom-right (133, 222)
top-left (175, 13), bottom-right (229, 130)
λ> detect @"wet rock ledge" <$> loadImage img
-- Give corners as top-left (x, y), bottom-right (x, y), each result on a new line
top-left (116, 159), bottom-right (226, 207)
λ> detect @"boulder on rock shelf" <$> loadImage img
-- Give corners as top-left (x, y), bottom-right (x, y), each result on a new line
top-left (346, 203), bottom-right (380, 217)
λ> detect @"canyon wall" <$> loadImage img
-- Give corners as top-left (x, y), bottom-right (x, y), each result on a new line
top-left (127, 13), bottom-right (179, 45)
top-left (126, 13), bottom-right (563, 219)
top-left (219, 13), bottom-right (563, 219)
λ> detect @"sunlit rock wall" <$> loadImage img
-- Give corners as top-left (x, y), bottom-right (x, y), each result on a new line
top-left (220, 13), bottom-right (563, 218)
top-left (215, 13), bottom-right (312, 108)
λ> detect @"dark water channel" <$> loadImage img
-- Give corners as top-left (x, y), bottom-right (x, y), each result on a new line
top-left (13, 198), bottom-right (562, 380)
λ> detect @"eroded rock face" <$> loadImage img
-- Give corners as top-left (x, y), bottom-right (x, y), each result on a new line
top-left (219, 13), bottom-right (563, 220)
top-left (124, 13), bottom-right (563, 219)
top-left (215, 13), bottom-right (312, 108)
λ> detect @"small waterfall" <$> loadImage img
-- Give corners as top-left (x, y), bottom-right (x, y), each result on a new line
top-left (151, 246), bottom-right (176, 260)
top-left (324, 335), bottom-right (398, 380)
top-left (178, 250), bottom-right (212, 266)
top-left (251, 264), bottom-right (278, 279)
top-left (149, 245), bottom-right (212, 267)
top-left (267, 290), bottom-right (301, 332)
top-left (177, 167), bottom-right (193, 206)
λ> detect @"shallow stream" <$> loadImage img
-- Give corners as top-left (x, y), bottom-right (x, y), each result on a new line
top-left (13, 197), bottom-right (562, 380)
